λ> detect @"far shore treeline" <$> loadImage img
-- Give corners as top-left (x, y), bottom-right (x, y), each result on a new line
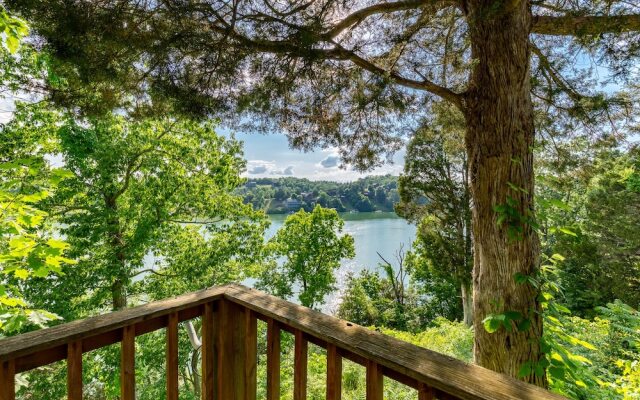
top-left (239, 175), bottom-right (402, 214)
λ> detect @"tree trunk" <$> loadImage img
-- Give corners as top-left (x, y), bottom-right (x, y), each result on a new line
top-left (111, 278), bottom-right (127, 310)
top-left (464, 1), bottom-right (544, 385)
top-left (461, 282), bottom-right (473, 327)
top-left (106, 195), bottom-right (128, 310)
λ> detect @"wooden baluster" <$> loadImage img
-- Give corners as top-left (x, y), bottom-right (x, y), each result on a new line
top-left (366, 360), bottom-right (383, 400)
top-left (0, 360), bottom-right (15, 400)
top-left (166, 313), bottom-right (179, 400)
top-left (326, 344), bottom-right (342, 400)
top-left (418, 382), bottom-right (435, 400)
top-left (67, 341), bottom-right (83, 400)
top-left (266, 318), bottom-right (281, 400)
top-left (201, 302), bottom-right (215, 400)
top-left (244, 310), bottom-right (257, 400)
top-left (121, 325), bottom-right (136, 400)
top-left (294, 329), bottom-right (308, 400)
top-left (214, 300), bottom-right (257, 400)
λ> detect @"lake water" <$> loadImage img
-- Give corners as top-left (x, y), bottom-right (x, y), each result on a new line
top-left (143, 212), bottom-right (416, 311)
top-left (266, 212), bottom-right (417, 312)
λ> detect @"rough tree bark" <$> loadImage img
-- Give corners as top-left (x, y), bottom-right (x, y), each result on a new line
top-left (464, 0), bottom-right (544, 385)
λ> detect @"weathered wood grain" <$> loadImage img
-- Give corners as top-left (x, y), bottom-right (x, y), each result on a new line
top-left (224, 284), bottom-right (567, 400)
top-left (294, 329), bottom-right (308, 400)
top-left (120, 325), bottom-right (136, 400)
top-left (0, 284), bottom-right (567, 400)
top-left (266, 318), bottom-right (281, 400)
top-left (213, 300), bottom-right (257, 400)
top-left (418, 382), bottom-right (436, 400)
top-left (202, 302), bottom-right (215, 400)
top-left (244, 310), bottom-right (258, 400)
top-left (0, 360), bottom-right (15, 400)
top-left (366, 360), bottom-right (384, 400)
top-left (0, 287), bottom-right (225, 362)
top-left (326, 344), bottom-right (342, 400)
top-left (67, 341), bottom-right (83, 400)
top-left (166, 313), bottom-right (179, 400)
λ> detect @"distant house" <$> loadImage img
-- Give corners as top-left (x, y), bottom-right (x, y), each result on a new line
top-left (285, 198), bottom-right (302, 211)
top-left (245, 181), bottom-right (257, 189)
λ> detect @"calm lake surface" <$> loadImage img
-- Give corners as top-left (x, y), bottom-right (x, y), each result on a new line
top-left (266, 212), bottom-right (417, 312)
top-left (143, 212), bottom-right (416, 311)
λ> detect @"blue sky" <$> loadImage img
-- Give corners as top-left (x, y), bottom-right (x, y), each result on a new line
top-left (228, 131), bottom-right (406, 182)
top-left (1, 96), bottom-right (405, 181)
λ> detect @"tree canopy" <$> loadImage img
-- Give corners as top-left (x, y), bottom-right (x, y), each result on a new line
top-left (5, 0), bottom-right (640, 385)
top-left (5, 0), bottom-right (638, 164)
top-left (258, 205), bottom-right (355, 308)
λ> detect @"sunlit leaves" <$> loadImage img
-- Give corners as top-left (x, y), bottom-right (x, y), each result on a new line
top-left (0, 159), bottom-right (74, 334)
top-left (0, 8), bottom-right (28, 54)
top-left (258, 205), bottom-right (355, 309)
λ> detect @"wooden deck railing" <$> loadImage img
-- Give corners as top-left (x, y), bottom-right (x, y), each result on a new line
top-left (0, 284), bottom-right (566, 400)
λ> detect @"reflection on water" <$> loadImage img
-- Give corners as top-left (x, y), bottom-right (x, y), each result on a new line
top-left (266, 212), bottom-right (417, 313)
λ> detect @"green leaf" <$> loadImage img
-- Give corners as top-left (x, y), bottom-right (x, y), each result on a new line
top-left (518, 362), bottom-right (532, 378)
top-left (504, 311), bottom-right (523, 322)
top-left (513, 272), bottom-right (528, 285)
top-left (517, 318), bottom-right (531, 332)
top-left (13, 269), bottom-right (29, 280)
top-left (483, 314), bottom-right (503, 333)
top-left (5, 34), bottom-right (19, 53)
top-left (46, 238), bottom-right (69, 249)
top-left (534, 363), bottom-right (545, 377)
top-left (548, 366), bottom-right (565, 380)
top-left (558, 227), bottom-right (577, 237)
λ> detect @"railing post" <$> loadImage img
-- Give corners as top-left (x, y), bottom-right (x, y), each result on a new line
top-left (121, 325), bottom-right (136, 400)
top-left (244, 309), bottom-right (257, 400)
top-left (266, 319), bottom-right (281, 400)
top-left (326, 344), bottom-right (342, 400)
top-left (166, 313), bottom-right (179, 400)
top-left (202, 302), bottom-right (215, 400)
top-left (214, 299), bottom-right (257, 400)
top-left (0, 360), bottom-right (15, 400)
top-left (67, 341), bottom-right (83, 400)
top-left (294, 329), bottom-right (308, 400)
top-left (418, 382), bottom-right (436, 400)
top-left (366, 360), bottom-right (383, 400)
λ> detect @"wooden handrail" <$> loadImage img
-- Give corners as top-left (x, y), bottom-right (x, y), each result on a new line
top-left (0, 284), bottom-right (566, 400)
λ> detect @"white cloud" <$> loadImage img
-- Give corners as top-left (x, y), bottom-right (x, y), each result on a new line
top-left (248, 165), bottom-right (268, 174)
top-left (270, 165), bottom-right (295, 176)
top-left (246, 160), bottom-right (276, 175)
top-left (320, 155), bottom-right (340, 168)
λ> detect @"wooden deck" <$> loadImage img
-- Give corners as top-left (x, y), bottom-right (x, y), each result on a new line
top-left (0, 284), bottom-right (566, 400)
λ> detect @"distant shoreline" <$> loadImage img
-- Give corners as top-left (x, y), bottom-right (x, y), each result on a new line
top-left (267, 210), bottom-right (403, 220)
top-left (239, 175), bottom-right (401, 214)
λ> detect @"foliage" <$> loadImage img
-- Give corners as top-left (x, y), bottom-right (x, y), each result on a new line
top-left (4, 109), bottom-right (269, 315)
top-left (2, 107), bottom-right (269, 397)
top-left (546, 301), bottom-right (640, 399)
top-left (0, 6), bottom-right (27, 54)
top-left (240, 175), bottom-right (399, 214)
top-left (0, 9), bottom-right (74, 336)
top-left (537, 141), bottom-right (640, 316)
top-left (338, 247), bottom-right (463, 331)
top-left (255, 319), bottom-right (473, 400)
top-left (0, 159), bottom-right (74, 334)
top-left (258, 205), bottom-right (354, 308)
top-left (10, 0), bottom-right (640, 386)
top-left (396, 102), bottom-right (473, 325)
top-left (8, 0), bottom-right (638, 168)
top-left (338, 265), bottom-right (423, 331)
